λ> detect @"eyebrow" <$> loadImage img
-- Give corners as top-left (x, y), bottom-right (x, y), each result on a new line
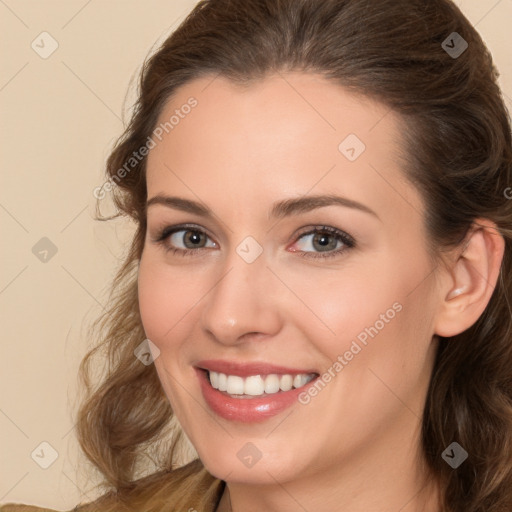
top-left (146, 194), bottom-right (380, 220)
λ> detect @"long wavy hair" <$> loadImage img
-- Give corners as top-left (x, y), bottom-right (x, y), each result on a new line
top-left (73, 0), bottom-right (512, 510)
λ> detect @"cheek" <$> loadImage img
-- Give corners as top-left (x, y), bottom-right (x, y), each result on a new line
top-left (137, 258), bottom-right (197, 411)
top-left (283, 262), bottom-right (400, 357)
top-left (138, 261), bottom-right (166, 341)
top-left (300, 252), bottom-right (433, 371)
top-left (137, 256), bottom-right (191, 344)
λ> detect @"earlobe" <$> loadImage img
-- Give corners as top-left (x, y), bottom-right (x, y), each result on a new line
top-left (434, 220), bottom-right (505, 338)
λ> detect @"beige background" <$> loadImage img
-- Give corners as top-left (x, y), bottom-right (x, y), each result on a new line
top-left (1, 0), bottom-right (511, 509)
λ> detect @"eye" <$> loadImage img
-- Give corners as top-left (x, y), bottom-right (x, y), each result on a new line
top-left (153, 224), bottom-right (217, 257)
top-left (152, 224), bottom-right (356, 260)
top-left (290, 226), bottom-right (355, 260)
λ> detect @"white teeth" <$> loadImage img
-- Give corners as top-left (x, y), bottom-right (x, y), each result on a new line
top-left (209, 371), bottom-right (219, 389)
top-left (280, 374), bottom-right (293, 392)
top-left (226, 375), bottom-right (244, 395)
top-left (218, 372), bottom-right (228, 391)
top-left (264, 374), bottom-right (280, 394)
top-left (244, 375), bottom-right (265, 395)
top-left (207, 371), bottom-right (316, 396)
top-left (293, 375), bottom-right (305, 388)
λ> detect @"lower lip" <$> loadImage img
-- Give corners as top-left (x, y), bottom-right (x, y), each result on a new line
top-left (195, 368), bottom-right (318, 423)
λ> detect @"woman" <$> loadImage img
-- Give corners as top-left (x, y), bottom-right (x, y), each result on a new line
top-left (2, 0), bottom-right (511, 510)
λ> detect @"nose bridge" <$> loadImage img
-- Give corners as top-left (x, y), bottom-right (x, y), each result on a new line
top-left (199, 244), bottom-right (281, 345)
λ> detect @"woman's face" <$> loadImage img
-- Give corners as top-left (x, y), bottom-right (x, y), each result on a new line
top-left (138, 72), bottom-right (442, 486)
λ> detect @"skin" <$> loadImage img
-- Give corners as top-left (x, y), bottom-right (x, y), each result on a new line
top-left (137, 72), bottom-right (504, 512)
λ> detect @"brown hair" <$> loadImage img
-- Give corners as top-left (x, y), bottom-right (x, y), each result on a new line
top-left (73, 0), bottom-right (512, 510)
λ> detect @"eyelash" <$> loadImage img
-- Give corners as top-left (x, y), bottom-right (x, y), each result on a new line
top-left (152, 223), bottom-right (356, 260)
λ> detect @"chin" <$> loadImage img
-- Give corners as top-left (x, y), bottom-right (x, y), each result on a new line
top-left (196, 439), bottom-right (307, 485)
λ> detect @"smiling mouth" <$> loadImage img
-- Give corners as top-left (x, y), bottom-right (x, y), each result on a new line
top-left (205, 369), bottom-right (319, 398)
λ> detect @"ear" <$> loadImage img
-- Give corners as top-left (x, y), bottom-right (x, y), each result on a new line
top-left (434, 219), bottom-right (505, 338)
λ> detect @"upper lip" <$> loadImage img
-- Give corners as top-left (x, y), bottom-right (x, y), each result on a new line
top-left (195, 359), bottom-right (319, 377)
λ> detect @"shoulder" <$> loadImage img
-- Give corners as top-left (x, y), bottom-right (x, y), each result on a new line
top-left (1, 459), bottom-right (223, 512)
top-left (0, 506), bottom-right (61, 512)
top-left (0, 493), bottom-right (116, 512)
top-left (0, 503), bottom-right (92, 512)
top-left (0, 507), bottom-right (41, 512)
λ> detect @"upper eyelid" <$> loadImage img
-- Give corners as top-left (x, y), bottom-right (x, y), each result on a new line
top-left (153, 223), bottom-right (217, 243)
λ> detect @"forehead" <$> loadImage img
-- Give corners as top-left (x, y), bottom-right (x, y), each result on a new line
top-left (145, 72), bottom-right (423, 225)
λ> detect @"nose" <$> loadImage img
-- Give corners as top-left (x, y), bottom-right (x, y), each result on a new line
top-left (199, 248), bottom-right (283, 346)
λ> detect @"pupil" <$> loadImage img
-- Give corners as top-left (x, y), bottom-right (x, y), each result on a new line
top-left (186, 231), bottom-right (203, 247)
top-left (314, 233), bottom-right (336, 251)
